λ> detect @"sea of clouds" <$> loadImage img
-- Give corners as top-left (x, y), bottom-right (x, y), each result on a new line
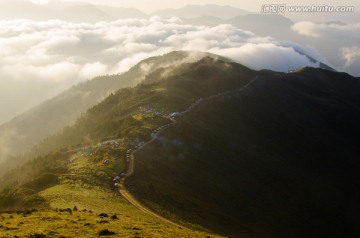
top-left (292, 21), bottom-right (360, 73)
top-left (0, 17), bottom-right (325, 124)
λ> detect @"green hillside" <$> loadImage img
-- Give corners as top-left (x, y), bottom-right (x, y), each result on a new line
top-left (127, 68), bottom-right (360, 237)
top-left (1, 52), bottom-right (359, 237)
top-left (16, 53), bottom-right (251, 160)
top-left (0, 51), bottom-right (213, 176)
top-left (0, 52), bottom-right (253, 236)
top-left (0, 143), bottom-right (221, 237)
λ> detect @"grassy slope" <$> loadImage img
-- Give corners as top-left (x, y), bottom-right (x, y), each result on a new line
top-left (0, 138), bottom-right (221, 237)
top-left (0, 185), bottom-right (221, 237)
top-left (4, 56), bottom-right (255, 171)
top-left (0, 209), bottom-right (220, 238)
top-left (127, 69), bottom-right (360, 237)
top-left (3, 53), bottom-right (358, 237)
top-left (0, 54), bottom-right (254, 237)
top-left (0, 51), bottom-right (202, 176)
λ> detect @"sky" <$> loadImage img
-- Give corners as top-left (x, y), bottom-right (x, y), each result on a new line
top-left (31, 0), bottom-right (360, 14)
top-left (29, 0), bottom-right (281, 12)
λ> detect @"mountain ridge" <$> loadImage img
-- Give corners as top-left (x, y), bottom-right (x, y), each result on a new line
top-left (0, 51), bottom-right (359, 237)
top-left (126, 66), bottom-right (360, 237)
top-left (0, 51), bottom-right (232, 174)
top-left (152, 4), bottom-right (249, 19)
top-left (0, 0), bottom-right (148, 21)
top-left (0, 2), bottom-right (251, 22)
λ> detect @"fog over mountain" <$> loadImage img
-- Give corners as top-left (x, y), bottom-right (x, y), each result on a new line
top-left (0, 1), bottom-right (359, 236)
top-left (182, 13), bottom-right (360, 77)
top-left (0, 51), bottom-right (209, 164)
top-left (0, 17), bottom-right (324, 124)
top-left (292, 21), bottom-right (360, 75)
top-left (1, 50), bottom-right (358, 237)
top-left (0, 0), bottom-right (358, 124)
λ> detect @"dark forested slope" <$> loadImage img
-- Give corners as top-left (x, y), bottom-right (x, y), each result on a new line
top-left (1, 51), bottom-right (359, 238)
top-left (127, 68), bottom-right (360, 237)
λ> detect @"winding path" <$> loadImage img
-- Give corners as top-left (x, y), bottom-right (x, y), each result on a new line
top-left (118, 118), bottom-right (182, 228)
top-left (119, 75), bottom-right (259, 227)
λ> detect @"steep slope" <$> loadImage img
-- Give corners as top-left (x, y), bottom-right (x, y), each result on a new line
top-left (0, 54), bottom-right (254, 182)
top-left (1, 52), bottom-right (359, 237)
top-left (20, 54), bottom-right (254, 158)
top-left (0, 52), bottom-right (253, 236)
top-left (126, 68), bottom-right (360, 237)
top-left (0, 51), bottom-right (208, 174)
top-left (0, 135), bottom-right (221, 237)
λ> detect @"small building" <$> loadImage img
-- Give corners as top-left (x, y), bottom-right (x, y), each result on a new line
top-left (170, 112), bottom-right (180, 117)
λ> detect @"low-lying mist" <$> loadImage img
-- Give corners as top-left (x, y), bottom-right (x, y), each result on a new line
top-left (0, 17), bottom-right (324, 124)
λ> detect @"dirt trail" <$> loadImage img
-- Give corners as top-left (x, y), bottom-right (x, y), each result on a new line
top-left (118, 183), bottom-right (184, 228)
top-left (119, 75), bottom-right (259, 228)
top-left (118, 118), bottom-right (181, 227)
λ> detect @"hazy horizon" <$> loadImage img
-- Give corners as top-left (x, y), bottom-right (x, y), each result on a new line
top-left (31, 0), bottom-right (360, 14)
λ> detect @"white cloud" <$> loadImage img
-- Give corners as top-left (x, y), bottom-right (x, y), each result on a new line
top-left (341, 46), bottom-right (360, 68)
top-left (39, 62), bottom-right (80, 81)
top-left (212, 43), bottom-right (319, 72)
top-left (292, 21), bottom-right (360, 74)
top-left (292, 22), bottom-right (321, 38)
top-left (79, 62), bottom-right (108, 79)
top-left (292, 21), bottom-right (360, 41)
top-left (0, 18), bottom-right (325, 124)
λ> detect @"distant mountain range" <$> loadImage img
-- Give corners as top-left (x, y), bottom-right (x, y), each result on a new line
top-left (0, 1), bottom-right (251, 22)
top-left (0, 0), bottom-right (147, 22)
top-left (0, 0), bottom-right (295, 39)
top-left (0, 51), bottom-right (359, 237)
top-left (182, 13), bottom-right (296, 39)
top-left (0, 1), bottom-right (291, 25)
top-left (0, 0), bottom-right (304, 31)
top-left (152, 4), bottom-right (249, 19)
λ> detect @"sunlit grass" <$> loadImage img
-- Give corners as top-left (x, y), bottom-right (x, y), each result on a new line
top-left (11, 146), bottom-right (223, 237)
top-left (0, 208), bottom-right (221, 237)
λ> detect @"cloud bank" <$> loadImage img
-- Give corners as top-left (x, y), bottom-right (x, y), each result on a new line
top-left (341, 46), bottom-right (360, 68)
top-left (292, 21), bottom-right (360, 74)
top-left (292, 21), bottom-right (360, 40)
top-left (0, 17), bottom-right (323, 124)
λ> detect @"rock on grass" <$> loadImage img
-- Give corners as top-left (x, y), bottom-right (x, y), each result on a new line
top-left (99, 229), bottom-right (116, 236)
